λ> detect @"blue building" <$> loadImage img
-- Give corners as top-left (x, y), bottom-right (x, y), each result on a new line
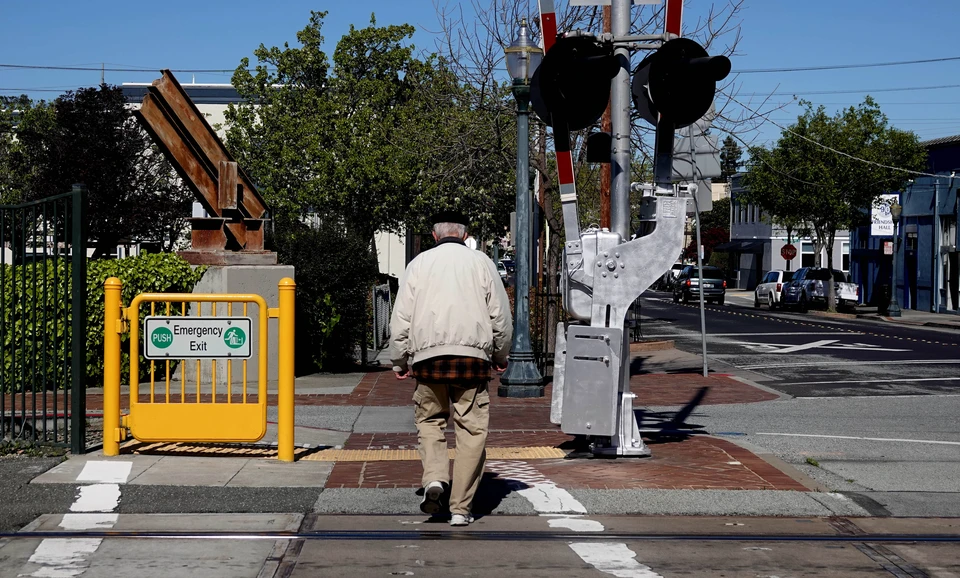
top-left (849, 136), bottom-right (960, 314)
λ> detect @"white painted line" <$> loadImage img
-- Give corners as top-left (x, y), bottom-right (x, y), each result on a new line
top-left (487, 461), bottom-right (660, 577)
top-left (58, 514), bottom-right (118, 531)
top-left (569, 543), bottom-right (664, 578)
top-left (76, 461), bottom-right (132, 484)
top-left (781, 376), bottom-right (960, 386)
top-left (69, 484), bottom-right (121, 513)
top-left (739, 359), bottom-right (960, 370)
top-left (756, 433), bottom-right (960, 446)
top-left (516, 483), bottom-right (588, 514)
top-left (22, 464), bottom-right (128, 575)
top-left (766, 339), bottom-right (838, 354)
top-left (26, 538), bottom-right (102, 576)
top-left (640, 332), bottom-right (863, 338)
top-left (800, 394), bottom-right (960, 400)
top-left (544, 515), bottom-right (604, 532)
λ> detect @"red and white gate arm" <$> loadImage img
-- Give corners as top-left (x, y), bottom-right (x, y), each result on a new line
top-left (538, 0), bottom-right (583, 263)
top-left (665, 0), bottom-right (682, 37)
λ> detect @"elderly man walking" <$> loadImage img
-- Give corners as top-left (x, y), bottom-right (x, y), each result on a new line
top-left (390, 211), bottom-right (512, 526)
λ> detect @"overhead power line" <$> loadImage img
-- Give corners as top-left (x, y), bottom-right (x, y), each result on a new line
top-left (723, 90), bottom-right (954, 180)
top-left (736, 55), bottom-right (960, 73)
top-left (744, 84), bottom-right (960, 97)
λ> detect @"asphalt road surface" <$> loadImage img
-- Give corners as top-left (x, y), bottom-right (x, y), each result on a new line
top-left (638, 291), bottom-right (960, 398)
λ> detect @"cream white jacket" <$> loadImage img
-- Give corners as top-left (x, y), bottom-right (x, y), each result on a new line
top-left (389, 239), bottom-right (513, 372)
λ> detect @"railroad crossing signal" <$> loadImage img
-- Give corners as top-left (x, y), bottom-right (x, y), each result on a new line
top-left (632, 38), bottom-right (731, 129)
top-left (530, 36), bottom-right (620, 131)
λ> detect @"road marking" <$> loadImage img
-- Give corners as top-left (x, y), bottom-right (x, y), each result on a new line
top-left (756, 433), bottom-right (960, 446)
top-left (77, 461), bottom-right (132, 483)
top-left (569, 543), bottom-right (664, 578)
top-left (58, 514), bottom-right (118, 531)
top-left (738, 339), bottom-right (911, 354)
top-left (640, 332), bottom-right (862, 338)
top-left (782, 376), bottom-right (960, 386)
top-left (22, 462), bottom-right (131, 577)
top-left (70, 484), bottom-right (121, 513)
top-left (26, 539), bottom-right (102, 576)
top-left (740, 359), bottom-right (960, 370)
top-left (546, 515), bottom-right (605, 532)
top-left (486, 461), bottom-right (659, 577)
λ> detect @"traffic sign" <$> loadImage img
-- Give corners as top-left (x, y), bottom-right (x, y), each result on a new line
top-left (144, 316), bottom-right (252, 359)
top-left (781, 244), bottom-right (797, 261)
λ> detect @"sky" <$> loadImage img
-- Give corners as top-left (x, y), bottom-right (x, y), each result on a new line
top-left (2, 0), bottom-right (959, 148)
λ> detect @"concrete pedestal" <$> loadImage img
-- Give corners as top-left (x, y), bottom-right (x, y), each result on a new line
top-left (184, 265), bottom-right (295, 390)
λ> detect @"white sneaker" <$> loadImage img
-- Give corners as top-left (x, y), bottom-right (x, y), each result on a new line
top-left (420, 481), bottom-right (445, 515)
top-left (449, 513), bottom-right (474, 526)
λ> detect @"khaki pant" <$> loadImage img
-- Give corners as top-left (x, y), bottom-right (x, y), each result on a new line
top-left (413, 381), bottom-right (490, 515)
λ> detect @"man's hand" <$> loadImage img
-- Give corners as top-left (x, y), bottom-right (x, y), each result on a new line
top-left (394, 369), bottom-right (412, 380)
top-left (494, 362), bottom-right (508, 373)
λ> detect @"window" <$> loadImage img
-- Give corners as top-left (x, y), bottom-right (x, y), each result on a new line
top-left (841, 242), bottom-right (850, 272)
top-left (906, 232), bottom-right (918, 251)
top-left (802, 242), bottom-right (816, 267)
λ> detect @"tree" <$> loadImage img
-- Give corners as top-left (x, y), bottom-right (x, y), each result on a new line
top-left (717, 135), bottom-right (742, 182)
top-left (683, 197), bottom-right (730, 263)
top-left (741, 98), bottom-right (927, 310)
top-left (224, 12), bottom-right (515, 369)
top-left (3, 86), bottom-right (192, 256)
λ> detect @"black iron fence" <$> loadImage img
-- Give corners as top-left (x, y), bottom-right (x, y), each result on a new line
top-left (531, 288), bottom-right (562, 379)
top-left (1, 186), bottom-right (87, 453)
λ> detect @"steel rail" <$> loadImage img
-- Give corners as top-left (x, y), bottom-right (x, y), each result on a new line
top-left (2, 530), bottom-right (960, 543)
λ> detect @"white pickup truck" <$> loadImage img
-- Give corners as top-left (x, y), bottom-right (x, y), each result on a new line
top-left (781, 267), bottom-right (859, 311)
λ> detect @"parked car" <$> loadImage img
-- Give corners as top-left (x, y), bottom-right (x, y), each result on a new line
top-left (497, 261), bottom-right (508, 283)
top-left (655, 262), bottom-right (686, 291)
top-left (672, 265), bottom-right (727, 305)
top-left (754, 269), bottom-right (794, 309)
top-left (781, 267), bottom-right (859, 312)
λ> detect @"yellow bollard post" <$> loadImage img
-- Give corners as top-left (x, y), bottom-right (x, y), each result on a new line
top-left (277, 277), bottom-right (296, 462)
top-left (103, 277), bottom-right (122, 456)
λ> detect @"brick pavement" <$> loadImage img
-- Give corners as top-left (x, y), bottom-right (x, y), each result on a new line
top-left (319, 369), bottom-right (802, 492)
top-left (56, 364), bottom-right (804, 494)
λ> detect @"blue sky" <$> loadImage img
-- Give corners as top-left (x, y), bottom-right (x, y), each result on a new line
top-left (2, 0), bottom-right (959, 147)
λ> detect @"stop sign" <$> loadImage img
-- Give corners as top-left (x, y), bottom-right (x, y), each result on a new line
top-left (781, 243), bottom-right (797, 261)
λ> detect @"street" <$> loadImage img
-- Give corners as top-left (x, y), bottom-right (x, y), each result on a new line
top-left (638, 290), bottom-right (960, 397)
top-left (637, 290), bottom-right (960, 519)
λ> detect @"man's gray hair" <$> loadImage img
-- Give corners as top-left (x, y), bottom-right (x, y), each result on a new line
top-left (433, 222), bottom-right (467, 239)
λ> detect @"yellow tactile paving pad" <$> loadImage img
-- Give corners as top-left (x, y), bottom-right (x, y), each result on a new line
top-left (119, 440), bottom-right (565, 461)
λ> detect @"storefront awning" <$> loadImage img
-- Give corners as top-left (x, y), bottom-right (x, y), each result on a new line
top-left (713, 240), bottom-right (765, 254)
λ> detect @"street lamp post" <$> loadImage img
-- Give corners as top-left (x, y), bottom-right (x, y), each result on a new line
top-left (888, 201), bottom-right (902, 318)
top-left (499, 18), bottom-right (544, 398)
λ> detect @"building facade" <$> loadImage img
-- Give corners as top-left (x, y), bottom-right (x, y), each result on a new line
top-left (849, 136), bottom-right (960, 313)
top-left (721, 175), bottom-right (850, 290)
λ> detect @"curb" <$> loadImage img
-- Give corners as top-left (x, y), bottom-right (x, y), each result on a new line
top-left (629, 340), bottom-right (675, 352)
top-left (855, 313), bottom-right (960, 330)
top-left (808, 310), bottom-right (858, 320)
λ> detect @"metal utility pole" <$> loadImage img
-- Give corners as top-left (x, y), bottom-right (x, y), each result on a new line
top-left (689, 134), bottom-right (709, 378)
top-left (600, 5), bottom-right (612, 230)
top-left (610, 0), bottom-right (632, 239)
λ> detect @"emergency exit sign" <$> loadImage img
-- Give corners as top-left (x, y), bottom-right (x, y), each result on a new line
top-left (144, 317), bottom-right (252, 359)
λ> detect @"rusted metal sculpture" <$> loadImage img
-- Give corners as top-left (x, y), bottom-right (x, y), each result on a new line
top-left (135, 70), bottom-right (274, 265)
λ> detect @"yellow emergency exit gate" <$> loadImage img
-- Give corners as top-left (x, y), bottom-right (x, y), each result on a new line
top-left (102, 277), bottom-right (297, 461)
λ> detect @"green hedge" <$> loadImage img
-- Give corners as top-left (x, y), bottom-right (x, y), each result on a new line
top-left (86, 253), bottom-right (206, 388)
top-left (1, 259), bottom-right (73, 393)
top-left (1, 253), bottom-right (205, 392)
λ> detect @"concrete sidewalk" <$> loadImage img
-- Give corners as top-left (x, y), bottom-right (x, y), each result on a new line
top-left (25, 346), bottom-right (871, 519)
